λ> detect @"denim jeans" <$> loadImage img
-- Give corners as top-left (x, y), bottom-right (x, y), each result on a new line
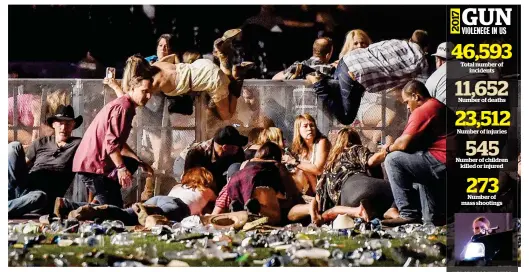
top-left (75, 156), bottom-right (139, 207)
top-left (8, 142), bottom-right (28, 200)
top-left (8, 190), bottom-right (48, 218)
top-left (313, 59), bottom-right (365, 125)
top-left (384, 150), bottom-right (446, 221)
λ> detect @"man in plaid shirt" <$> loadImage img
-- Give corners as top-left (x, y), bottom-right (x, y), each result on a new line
top-left (309, 30), bottom-right (430, 125)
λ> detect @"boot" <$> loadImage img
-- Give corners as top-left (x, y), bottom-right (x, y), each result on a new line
top-left (132, 203), bottom-right (164, 226)
top-left (141, 176), bottom-right (155, 202)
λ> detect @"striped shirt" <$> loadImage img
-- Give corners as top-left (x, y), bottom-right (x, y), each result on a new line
top-left (342, 39), bottom-right (429, 93)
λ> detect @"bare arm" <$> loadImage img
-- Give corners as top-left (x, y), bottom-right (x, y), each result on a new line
top-left (283, 19), bottom-right (315, 28)
top-left (214, 96), bottom-right (235, 120)
top-left (388, 134), bottom-right (413, 152)
top-left (272, 71), bottom-right (286, 80)
top-left (295, 138), bottom-right (330, 176)
top-left (104, 78), bottom-right (126, 97)
top-left (120, 143), bottom-right (140, 161)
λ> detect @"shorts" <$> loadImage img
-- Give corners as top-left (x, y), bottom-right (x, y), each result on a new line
top-left (168, 59), bottom-right (230, 103)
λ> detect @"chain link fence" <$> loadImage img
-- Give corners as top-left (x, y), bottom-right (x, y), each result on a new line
top-left (8, 78), bottom-right (403, 204)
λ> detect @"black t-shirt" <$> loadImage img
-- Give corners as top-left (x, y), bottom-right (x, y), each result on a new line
top-left (26, 135), bottom-right (81, 197)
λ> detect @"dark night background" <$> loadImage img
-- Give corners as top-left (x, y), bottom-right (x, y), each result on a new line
top-left (8, 5), bottom-right (449, 78)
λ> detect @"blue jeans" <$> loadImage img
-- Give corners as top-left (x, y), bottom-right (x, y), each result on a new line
top-left (8, 190), bottom-right (48, 218)
top-left (313, 59), bottom-right (365, 125)
top-left (8, 142), bottom-right (28, 200)
top-left (384, 150), bottom-right (446, 222)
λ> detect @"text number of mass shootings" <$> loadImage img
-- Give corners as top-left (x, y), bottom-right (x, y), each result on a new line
top-left (455, 81), bottom-right (509, 98)
top-left (467, 178), bottom-right (499, 194)
top-left (455, 111), bottom-right (510, 129)
top-left (451, 44), bottom-right (512, 61)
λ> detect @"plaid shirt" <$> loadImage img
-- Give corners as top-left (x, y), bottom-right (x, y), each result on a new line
top-left (342, 39), bottom-right (429, 93)
top-left (215, 184), bottom-right (231, 209)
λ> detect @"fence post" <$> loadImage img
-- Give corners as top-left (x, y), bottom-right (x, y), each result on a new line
top-left (72, 79), bottom-right (84, 138)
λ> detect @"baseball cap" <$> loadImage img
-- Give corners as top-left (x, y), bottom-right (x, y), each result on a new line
top-left (223, 163), bottom-right (242, 179)
top-left (213, 126), bottom-right (248, 147)
top-left (432, 42), bottom-right (455, 60)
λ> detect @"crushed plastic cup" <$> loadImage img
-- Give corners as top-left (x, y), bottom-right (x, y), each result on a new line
top-left (359, 251), bottom-right (375, 266)
top-left (283, 223), bottom-right (303, 232)
top-left (180, 215), bottom-right (202, 229)
top-left (366, 239), bottom-right (382, 249)
top-left (110, 233), bottom-right (134, 246)
top-left (419, 222), bottom-right (436, 235)
top-left (85, 235), bottom-right (104, 247)
top-left (113, 261), bottom-right (145, 267)
top-left (331, 248), bottom-right (344, 259)
top-left (50, 221), bottom-right (63, 233)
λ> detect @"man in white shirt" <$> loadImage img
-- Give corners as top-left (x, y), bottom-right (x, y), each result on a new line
top-left (425, 42), bottom-right (454, 104)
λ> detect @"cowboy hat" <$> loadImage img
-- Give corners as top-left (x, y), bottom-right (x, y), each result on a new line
top-left (200, 211), bottom-right (249, 230)
top-left (46, 105), bottom-right (83, 129)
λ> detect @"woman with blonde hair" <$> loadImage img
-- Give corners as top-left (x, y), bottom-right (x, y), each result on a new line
top-left (284, 114), bottom-right (330, 197)
top-left (338, 29), bottom-right (372, 60)
top-left (245, 127), bottom-right (286, 160)
top-left (288, 128), bottom-right (394, 224)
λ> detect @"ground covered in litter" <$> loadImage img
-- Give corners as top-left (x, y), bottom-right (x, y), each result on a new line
top-left (8, 217), bottom-right (448, 267)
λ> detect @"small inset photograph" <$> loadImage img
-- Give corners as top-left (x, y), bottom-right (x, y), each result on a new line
top-left (455, 213), bottom-right (515, 266)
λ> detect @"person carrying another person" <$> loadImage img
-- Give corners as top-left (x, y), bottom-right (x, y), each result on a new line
top-left (382, 80), bottom-right (456, 226)
top-left (8, 105), bottom-right (82, 218)
top-left (70, 68), bottom-right (155, 209)
top-left (283, 113), bottom-right (330, 198)
top-left (287, 128), bottom-right (394, 225)
top-left (425, 42), bottom-right (455, 104)
top-left (55, 167), bottom-right (216, 226)
top-left (174, 126), bottom-right (247, 193)
top-left (272, 37), bottom-right (335, 80)
top-left (307, 30), bottom-right (430, 125)
top-left (115, 29), bottom-right (252, 121)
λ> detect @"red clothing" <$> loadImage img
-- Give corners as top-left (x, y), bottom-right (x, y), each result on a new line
top-left (402, 98), bottom-right (451, 164)
top-left (73, 95), bottom-right (137, 175)
top-left (215, 184), bottom-right (231, 210)
top-left (8, 94), bottom-right (35, 127)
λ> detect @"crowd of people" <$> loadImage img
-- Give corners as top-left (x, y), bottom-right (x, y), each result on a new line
top-left (7, 19), bottom-right (519, 230)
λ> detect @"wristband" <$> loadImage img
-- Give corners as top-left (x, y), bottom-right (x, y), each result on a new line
top-left (386, 145), bottom-right (392, 154)
top-left (116, 163), bottom-right (126, 170)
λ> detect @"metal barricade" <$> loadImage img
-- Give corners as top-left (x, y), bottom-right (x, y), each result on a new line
top-left (8, 78), bottom-right (400, 203)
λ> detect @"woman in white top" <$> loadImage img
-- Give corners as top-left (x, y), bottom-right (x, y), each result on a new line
top-left (63, 167), bottom-right (217, 226)
top-left (283, 114), bottom-right (330, 197)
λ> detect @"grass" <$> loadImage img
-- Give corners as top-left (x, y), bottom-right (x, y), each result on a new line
top-left (8, 230), bottom-right (447, 267)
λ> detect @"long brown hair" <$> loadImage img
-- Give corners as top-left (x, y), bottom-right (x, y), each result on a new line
top-left (181, 167), bottom-right (215, 191)
top-left (121, 54), bottom-right (153, 92)
top-left (291, 113), bottom-right (323, 157)
top-left (324, 128), bottom-right (362, 171)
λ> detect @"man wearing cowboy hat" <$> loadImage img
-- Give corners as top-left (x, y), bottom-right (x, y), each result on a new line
top-left (8, 105), bottom-right (83, 218)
